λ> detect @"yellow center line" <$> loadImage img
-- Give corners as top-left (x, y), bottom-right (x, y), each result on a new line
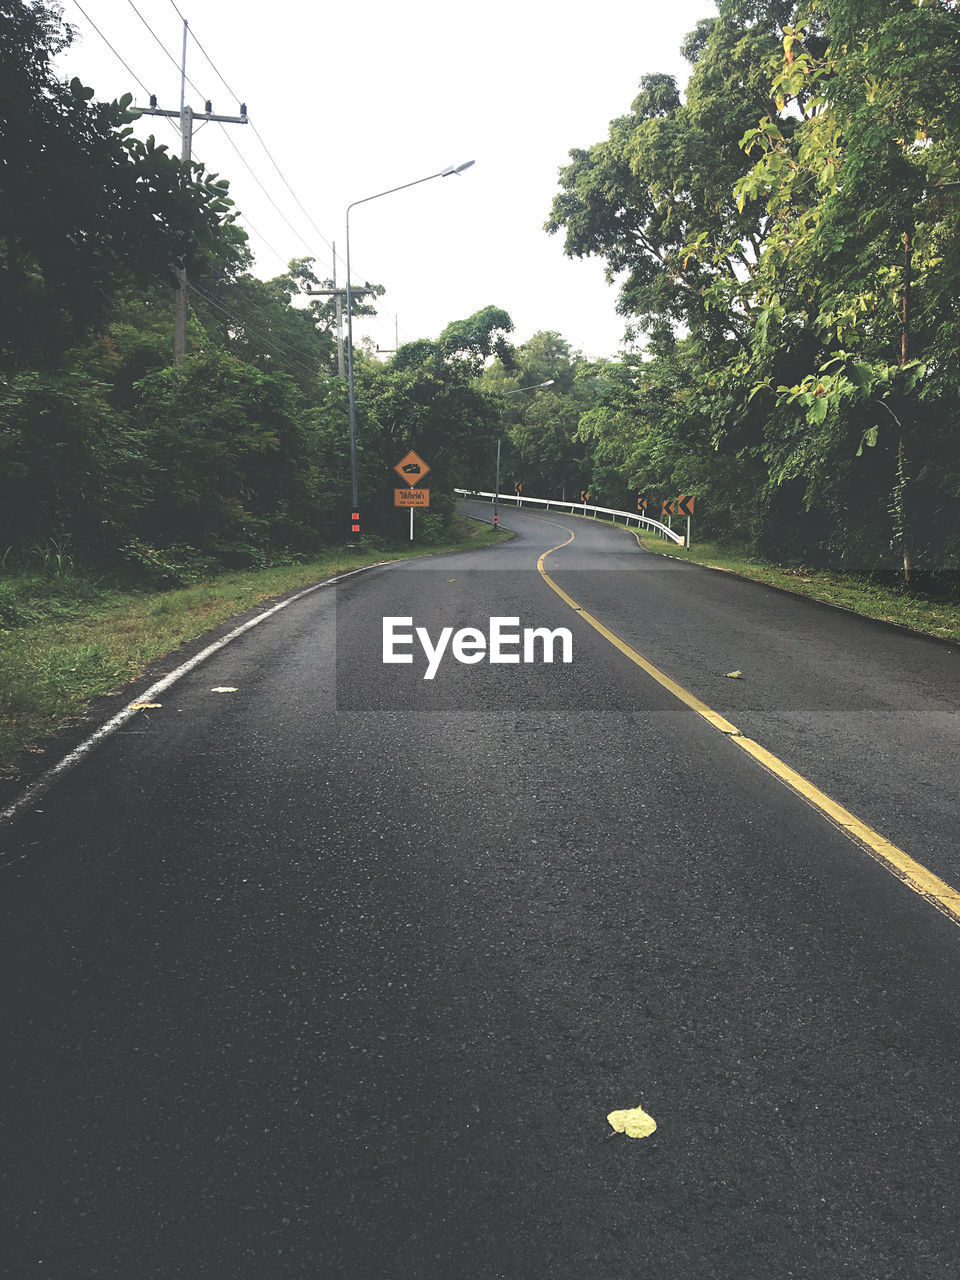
top-left (537, 532), bottom-right (960, 929)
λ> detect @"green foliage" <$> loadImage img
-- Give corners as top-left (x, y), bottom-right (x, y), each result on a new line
top-left (724, 0), bottom-right (960, 576)
top-left (437, 306), bottom-right (515, 371)
top-left (358, 307), bottom-right (514, 538)
top-left (481, 332), bottom-right (599, 501)
top-left (0, 566), bottom-right (114, 628)
top-left (0, 368), bottom-right (148, 553)
top-left (546, 5), bottom-right (786, 340)
top-left (0, 0), bottom-right (246, 369)
top-left (9, 1), bottom-right (958, 595)
top-left (0, 4), bottom-right (523, 574)
top-left (191, 258), bottom-right (340, 395)
top-left (545, 0), bottom-right (960, 584)
top-left (133, 349), bottom-right (326, 561)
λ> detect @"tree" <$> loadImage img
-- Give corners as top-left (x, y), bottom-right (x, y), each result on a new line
top-left (546, 4), bottom-right (792, 343)
top-left (0, 367), bottom-right (145, 554)
top-left (544, 4), bottom-right (795, 534)
top-left (436, 305), bottom-right (515, 370)
top-left (728, 0), bottom-right (960, 579)
top-left (132, 350), bottom-right (325, 561)
top-left (357, 307), bottom-right (515, 538)
top-left (545, 0), bottom-right (960, 577)
top-left (514, 330), bottom-right (580, 395)
top-left (511, 391), bottom-right (588, 500)
top-left (192, 258), bottom-right (341, 395)
top-left (482, 331), bottom-right (594, 500)
top-left (0, 0), bottom-right (245, 369)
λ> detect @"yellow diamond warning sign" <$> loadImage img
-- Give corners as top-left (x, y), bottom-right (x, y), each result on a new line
top-left (394, 451), bottom-right (430, 485)
top-left (394, 488), bottom-right (430, 507)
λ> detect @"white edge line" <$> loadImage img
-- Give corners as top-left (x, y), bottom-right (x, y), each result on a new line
top-left (0, 562), bottom-right (386, 833)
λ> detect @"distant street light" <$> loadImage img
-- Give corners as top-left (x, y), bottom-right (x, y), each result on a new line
top-left (502, 380), bottom-right (555, 395)
top-left (344, 160), bottom-right (476, 539)
top-left (494, 380), bottom-right (555, 527)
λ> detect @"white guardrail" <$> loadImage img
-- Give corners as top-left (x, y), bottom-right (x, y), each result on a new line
top-left (454, 488), bottom-right (687, 546)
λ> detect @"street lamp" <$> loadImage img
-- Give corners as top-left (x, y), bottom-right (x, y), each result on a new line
top-left (502, 381), bottom-right (555, 395)
top-left (344, 160), bottom-right (476, 539)
top-left (494, 380), bottom-right (555, 528)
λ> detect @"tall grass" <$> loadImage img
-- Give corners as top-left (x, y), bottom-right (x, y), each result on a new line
top-left (0, 518), bottom-right (509, 770)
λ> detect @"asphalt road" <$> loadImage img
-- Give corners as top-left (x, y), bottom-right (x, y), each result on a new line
top-left (3, 502), bottom-right (960, 1279)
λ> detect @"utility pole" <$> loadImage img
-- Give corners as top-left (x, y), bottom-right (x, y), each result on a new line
top-left (139, 19), bottom-right (247, 365)
top-left (376, 315), bottom-right (400, 356)
top-left (302, 246), bottom-right (348, 378)
top-left (304, 274), bottom-right (377, 379)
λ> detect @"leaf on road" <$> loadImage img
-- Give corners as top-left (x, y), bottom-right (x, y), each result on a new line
top-left (607, 1106), bottom-right (657, 1139)
top-left (129, 702), bottom-right (162, 709)
top-left (211, 687), bottom-right (238, 693)
top-left (725, 670), bottom-right (743, 679)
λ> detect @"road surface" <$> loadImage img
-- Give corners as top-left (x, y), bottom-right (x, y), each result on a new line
top-left (2, 501), bottom-right (960, 1278)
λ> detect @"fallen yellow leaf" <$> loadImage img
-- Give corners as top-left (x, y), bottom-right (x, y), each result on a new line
top-left (725, 670), bottom-right (743, 679)
top-left (607, 1105), bottom-right (657, 1139)
top-left (129, 702), bottom-right (162, 709)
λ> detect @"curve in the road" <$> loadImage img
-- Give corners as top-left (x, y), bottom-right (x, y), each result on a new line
top-left (531, 513), bottom-right (960, 930)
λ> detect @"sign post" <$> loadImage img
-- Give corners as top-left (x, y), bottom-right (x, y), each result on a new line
top-left (677, 494), bottom-right (695, 547)
top-left (393, 451), bottom-right (430, 541)
top-left (662, 499), bottom-right (675, 538)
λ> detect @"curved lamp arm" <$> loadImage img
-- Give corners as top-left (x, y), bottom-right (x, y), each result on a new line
top-left (344, 161), bottom-right (476, 523)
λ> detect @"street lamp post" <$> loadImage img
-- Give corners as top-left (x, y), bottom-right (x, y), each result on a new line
top-left (345, 160), bottom-right (475, 540)
top-left (494, 380), bottom-right (555, 528)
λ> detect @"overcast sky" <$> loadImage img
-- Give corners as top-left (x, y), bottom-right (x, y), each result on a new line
top-left (55, 0), bottom-right (717, 362)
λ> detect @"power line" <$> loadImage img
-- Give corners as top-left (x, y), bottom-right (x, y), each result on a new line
top-left (169, 2), bottom-right (396, 300)
top-left (195, 279), bottom-right (392, 367)
top-left (235, 214), bottom-right (292, 272)
top-left (124, 0), bottom-right (207, 101)
top-left (66, 0), bottom-right (180, 137)
top-left (68, 0), bottom-right (148, 95)
top-left (77, 0), bottom-right (388, 340)
top-left (236, 119), bottom-right (382, 297)
top-left (190, 284), bottom-right (331, 381)
top-left (161, 0), bottom-right (349, 278)
top-left (162, 0), bottom-right (334, 271)
top-left (67, 3), bottom-right (337, 288)
top-left (215, 123), bottom-right (324, 260)
top-left (191, 286), bottom-right (322, 378)
top-left (167, 0), bottom-right (242, 104)
top-left (65, 2), bottom-right (388, 351)
top-left (109, 7), bottom-right (295, 280)
top-left (249, 123), bottom-right (343, 267)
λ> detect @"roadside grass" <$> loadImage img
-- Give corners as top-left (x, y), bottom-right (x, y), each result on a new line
top-left (636, 531), bottom-right (960, 644)
top-left (0, 517), bottom-right (509, 771)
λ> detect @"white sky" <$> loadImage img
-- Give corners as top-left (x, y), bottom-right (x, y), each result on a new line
top-left (54, 0), bottom-right (717, 362)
